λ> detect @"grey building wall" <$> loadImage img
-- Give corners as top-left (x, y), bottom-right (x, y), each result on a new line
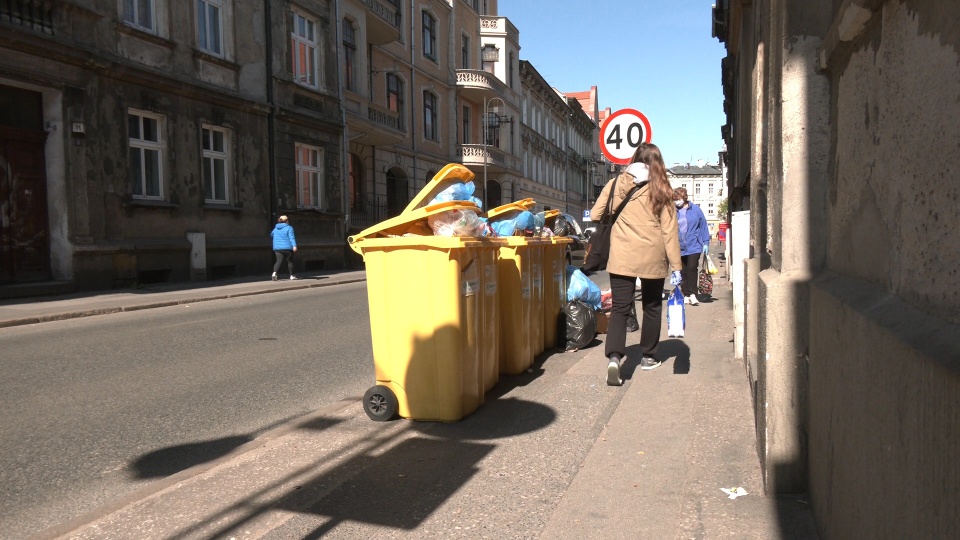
top-left (0, 0), bottom-right (347, 291)
top-left (716, 0), bottom-right (960, 537)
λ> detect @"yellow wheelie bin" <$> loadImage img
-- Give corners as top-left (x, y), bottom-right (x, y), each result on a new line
top-left (540, 210), bottom-right (572, 351)
top-left (404, 164), bottom-right (503, 396)
top-left (483, 201), bottom-right (545, 374)
top-left (348, 164), bottom-right (499, 422)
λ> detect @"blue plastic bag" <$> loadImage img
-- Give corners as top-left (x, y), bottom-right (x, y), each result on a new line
top-left (429, 181), bottom-right (478, 207)
top-left (566, 265), bottom-right (602, 310)
top-left (667, 286), bottom-right (685, 337)
top-left (489, 210), bottom-right (536, 236)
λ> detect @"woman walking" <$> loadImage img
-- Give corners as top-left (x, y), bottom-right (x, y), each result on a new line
top-left (673, 187), bottom-right (710, 305)
top-left (271, 215), bottom-right (298, 280)
top-left (590, 143), bottom-right (682, 386)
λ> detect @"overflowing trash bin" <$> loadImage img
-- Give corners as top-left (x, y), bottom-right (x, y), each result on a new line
top-left (483, 200), bottom-right (546, 374)
top-left (348, 164), bottom-right (500, 422)
top-left (539, 210), bottom-right (572, 351)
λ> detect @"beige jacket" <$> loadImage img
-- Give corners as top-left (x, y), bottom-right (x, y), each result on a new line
top-left (589, 173), bottom-right (682, 278)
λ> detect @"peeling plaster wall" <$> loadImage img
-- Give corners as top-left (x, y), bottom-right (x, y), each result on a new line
top-left (806, 1), bottom-right (960, 538)
top-left (828, 1), bottom-right (960, 325)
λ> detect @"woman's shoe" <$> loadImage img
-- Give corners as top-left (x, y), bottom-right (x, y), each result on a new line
top-left (606, 354), bottom-right (623, 386)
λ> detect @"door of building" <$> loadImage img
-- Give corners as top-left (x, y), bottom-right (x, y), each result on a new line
top-left (385, 167), bottom-right (408, 218)
top-left (0, 125), bottom-right (51, 284)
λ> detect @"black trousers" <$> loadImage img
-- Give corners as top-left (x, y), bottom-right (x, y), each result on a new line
top-left (680, 254), bottom-right (700, 297)
top-left (273, 250), bottom-right (294, 275)
top-left (605, 273), bottom-right (665, 360)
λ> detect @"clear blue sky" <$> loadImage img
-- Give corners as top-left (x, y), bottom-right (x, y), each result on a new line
top-left (498, 0), bottom-right (727, 166)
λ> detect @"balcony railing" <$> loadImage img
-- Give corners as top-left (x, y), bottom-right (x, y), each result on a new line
top-left (456, 69), bottom-right (507, 97)
top-left (1, 0), bottom-right (55, 34)
top-left (367, 102), bottom-right (402, 132)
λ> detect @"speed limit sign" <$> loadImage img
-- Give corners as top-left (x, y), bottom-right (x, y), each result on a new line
top-left (599, 108), bottom-right (653, 165)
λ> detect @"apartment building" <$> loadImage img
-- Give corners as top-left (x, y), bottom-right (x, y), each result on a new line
top-left (0, 0), bottom-right (343, 292)
top-left (1, 0), bottom-right (599, 290)
top-left (668, 162), bottom-right (724, 233)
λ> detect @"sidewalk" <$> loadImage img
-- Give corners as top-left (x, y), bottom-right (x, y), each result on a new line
top-left (0, 271), bottom-right (368, 329)
top-left (10, 269), bottom-right (818, 539)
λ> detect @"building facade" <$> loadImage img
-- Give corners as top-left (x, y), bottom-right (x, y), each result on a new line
top-left (667, 162), bottom-right (724, 234)
top-left (714, 0), bottom-right (960, 537)
top-left (1, 0), bottom-right (599, 291)
top-left (0, 0), bottom-right (344, 292)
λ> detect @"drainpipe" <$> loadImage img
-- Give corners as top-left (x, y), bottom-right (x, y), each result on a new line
top-left (264, 0), bottom-right (277, 222)
top-left (409, 1), bottom-right (417, 190)
top-left (334, 0), bottom-right (349, 239)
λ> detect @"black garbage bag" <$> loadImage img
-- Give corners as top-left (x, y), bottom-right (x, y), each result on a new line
top-left (564, 299), bottom-right (596, 352)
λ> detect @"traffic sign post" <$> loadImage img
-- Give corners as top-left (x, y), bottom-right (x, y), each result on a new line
top-left (599, 108), bottom-right (653, 165)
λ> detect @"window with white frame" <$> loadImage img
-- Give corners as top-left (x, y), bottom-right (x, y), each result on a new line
top-left (422, 11), bottom-right (437, 60)
top-left (423, 91), bottom-right (438, 141)
top-left (295, 143), bottom-right (324, 208)
top-left (123, 0), bottom-right (156, 32)
top-left (196, 0), bottom-right (223, 56)
top-left (708, 183), bottom-right (715, 195)
top-left (128, 109), bottom-right (164, 199)
top-left (343, 19), bottom-right (357, 92)
top-left (291, 10), bottom-right (319, 90)
top-left (695, 183), bottom-right (701, 195)
top-left (201, 125), bottom-right (230, 203)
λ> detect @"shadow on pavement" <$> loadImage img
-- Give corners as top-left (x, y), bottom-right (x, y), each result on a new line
top-left (619, 338), bottom-right (691, 380)
top-left (130, 435), bottom-right (254, 479)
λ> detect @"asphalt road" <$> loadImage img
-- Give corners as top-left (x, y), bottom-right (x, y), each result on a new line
top-left (0, 282), bottom-right (374, 540)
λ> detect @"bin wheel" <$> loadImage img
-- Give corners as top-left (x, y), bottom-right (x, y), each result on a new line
top-left (363, 385), bottom-right (398, 421)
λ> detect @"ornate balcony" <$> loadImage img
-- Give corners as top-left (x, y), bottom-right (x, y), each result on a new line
top-left (344, 95), bottom-right (405, 146)
top-left (455, 69), bottom-right (507, 102)
top-left (457, 144), bottom-right (517, 173)
top-left (359, 0), bottom-right (400, 45)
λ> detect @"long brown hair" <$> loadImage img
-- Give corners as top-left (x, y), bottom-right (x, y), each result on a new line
top-left (630, 143), bottom-right (673, 217)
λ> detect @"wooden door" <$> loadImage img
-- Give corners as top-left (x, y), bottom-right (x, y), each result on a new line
top-left (0, 126), bottom-right (51, 284)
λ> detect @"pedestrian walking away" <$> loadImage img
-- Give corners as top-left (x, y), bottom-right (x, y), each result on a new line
top-left (271, 215), bottom-right (298, 280)
top-left (590, 143), bottom-right (682, 385)
top-left (673, 187), bottom-right (710, 305)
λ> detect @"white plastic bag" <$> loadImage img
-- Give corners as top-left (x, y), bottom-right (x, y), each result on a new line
top-left (667, 286), bottom-right (685, 338)
top-left (427, 209), bottom-right (484, 237)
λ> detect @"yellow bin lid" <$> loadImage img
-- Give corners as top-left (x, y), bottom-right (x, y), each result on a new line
top-left (347, 200), bottom-right (480, 254)
top-left (401, 163), bottom-right (476, 214)
top-left (482, 200), bottom-right (539, 221)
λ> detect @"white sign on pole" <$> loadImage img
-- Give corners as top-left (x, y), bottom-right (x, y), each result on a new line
top-left (599, 108), bottom-right (653, 165)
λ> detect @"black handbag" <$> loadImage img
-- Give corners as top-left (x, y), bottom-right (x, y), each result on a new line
top-left (581, 177), bottom-right (643, 274)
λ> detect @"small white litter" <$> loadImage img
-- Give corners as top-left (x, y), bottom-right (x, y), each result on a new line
top-left (721, 487), bottom-right (748, 499)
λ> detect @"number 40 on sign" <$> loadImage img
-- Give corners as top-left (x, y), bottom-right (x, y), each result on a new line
top-left (599, 108), bottom-right (653, 166)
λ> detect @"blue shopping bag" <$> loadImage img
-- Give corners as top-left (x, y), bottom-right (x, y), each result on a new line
top-left (667, 286), bottom-right (685, 338)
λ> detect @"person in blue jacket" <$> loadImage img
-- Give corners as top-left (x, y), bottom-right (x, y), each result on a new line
top-left (673, 187), bottom-right (710, 305)
top-left (270, 215), bottom-right (298, 280)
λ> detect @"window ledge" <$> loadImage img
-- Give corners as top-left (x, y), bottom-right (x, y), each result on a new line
top-left (202, 202), bottom-right (242, 213)
top-left (193, 49), bottom-right (239, 71)
top-left (124, 198), bottom-right (179, 209)
top-left (116, 22), bottom-right (176, 49)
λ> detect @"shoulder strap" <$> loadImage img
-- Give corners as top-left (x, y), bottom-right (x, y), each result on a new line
top-left (603, 175), bottom-right (619, 216)
top-left (612, 181), bottom-right (646, 222)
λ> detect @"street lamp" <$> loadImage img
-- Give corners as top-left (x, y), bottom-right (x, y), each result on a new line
top-left (482, 96), bottom-right (511, 210)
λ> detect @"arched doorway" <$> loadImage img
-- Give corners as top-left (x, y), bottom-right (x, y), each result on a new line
top-left (485, 179), bottom-right (502, 209)
top-left (386, 166), bottom-right (408, 217)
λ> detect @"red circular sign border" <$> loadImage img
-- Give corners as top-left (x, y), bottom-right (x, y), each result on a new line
top-left (599, 108), bottom-right (653, 166)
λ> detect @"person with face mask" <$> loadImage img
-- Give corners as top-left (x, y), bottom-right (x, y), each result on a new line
top-left (590, 143), bottom-right (682, 385)
top-left (673, 187), bottom-right (711, 305)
